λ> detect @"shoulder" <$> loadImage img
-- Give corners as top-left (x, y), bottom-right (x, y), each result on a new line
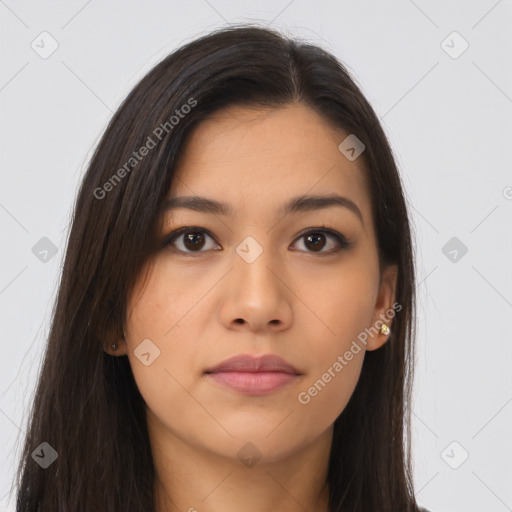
top-left (418, 507), bottom-right (431, 512)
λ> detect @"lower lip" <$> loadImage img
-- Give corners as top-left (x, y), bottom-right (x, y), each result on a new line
top-left (205, 371), bottom-right (300, 395)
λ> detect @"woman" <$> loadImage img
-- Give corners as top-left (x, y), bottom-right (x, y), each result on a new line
top-left (14, 25), bottom-right (430, 512)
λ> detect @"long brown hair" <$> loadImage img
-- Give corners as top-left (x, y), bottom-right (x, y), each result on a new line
top-left (14, 25), bottom-right (418, 511)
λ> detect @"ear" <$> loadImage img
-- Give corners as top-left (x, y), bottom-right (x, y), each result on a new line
top-left (366, 264), bottom-right (398, 351)
top-left (104, 335), bottom-right (128, 356)
top-left (102, 324), bottom-right (129, 356)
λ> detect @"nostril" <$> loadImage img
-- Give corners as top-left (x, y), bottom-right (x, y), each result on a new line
top-left (235, 318), bottom-right (245, 324)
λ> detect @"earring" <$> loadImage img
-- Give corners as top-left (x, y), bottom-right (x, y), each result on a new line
top-left (111, 331), bottom-right (125, 351)
top-left (380, 323), bottom-right (390, 336)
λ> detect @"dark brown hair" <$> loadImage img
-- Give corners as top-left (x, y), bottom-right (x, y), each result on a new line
top-left (14, 24), bottom-right (418, 511)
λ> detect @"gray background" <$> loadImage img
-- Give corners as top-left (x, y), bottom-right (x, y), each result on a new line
top-left (1, 1), bottom-right (511, 511)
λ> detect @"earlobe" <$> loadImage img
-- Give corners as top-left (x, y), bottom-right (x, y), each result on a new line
top-left (366, 264), bottom-right (398, 351)
top-left (105, 332), bottom-right (128, 356)
top-left (366, 321), bottom-right (392, 351)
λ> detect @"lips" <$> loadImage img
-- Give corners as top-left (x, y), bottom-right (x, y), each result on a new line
top-left (204, 354), bottom-right (301, 375)
top-left (204, 354), bottom-right (302, 395)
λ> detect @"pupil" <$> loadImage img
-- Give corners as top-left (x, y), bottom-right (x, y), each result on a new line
top-left (305, 233), bottom-right (325, 251)
top-left (184, 232), bottom-right (205, 251)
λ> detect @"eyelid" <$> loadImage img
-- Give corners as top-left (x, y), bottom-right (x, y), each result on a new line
top-left (290, 227), bottom-right (352, 252)
top-left (161, 225), bottom-right (352, 254)
top-left (160, 226), bottom-right (220, 253)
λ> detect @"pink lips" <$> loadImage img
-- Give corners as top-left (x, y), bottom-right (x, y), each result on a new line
top-left (204, 354), bottom-right (302, 395)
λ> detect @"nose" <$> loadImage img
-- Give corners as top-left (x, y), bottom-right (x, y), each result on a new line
top-left (218, 243), bottom-right (293, 334)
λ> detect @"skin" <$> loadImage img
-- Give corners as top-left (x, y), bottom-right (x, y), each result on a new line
top-left (105, 102), bottom-right (398, 512)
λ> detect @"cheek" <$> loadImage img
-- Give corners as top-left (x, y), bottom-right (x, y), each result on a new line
top-left (126, 259), bottom-right (211, 340)
top-left (289, 334), bottom-right (365, 453)
top-left (124, 322), bottom-right (201, 445)
top-left (123, 263), bottom-right (202, 416)
top-left (296, 349), bottom-right (365, 426)
top-left (291, 258), bottom-right (376, 424)
top-left (293, 258), bottom-right (378, 345)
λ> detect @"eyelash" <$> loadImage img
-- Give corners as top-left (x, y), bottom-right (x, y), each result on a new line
top-left (160, 225), bottom-right (352, 256)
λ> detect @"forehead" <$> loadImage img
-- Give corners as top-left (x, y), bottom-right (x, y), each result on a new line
top-left (170, 103), bottom-right (371, 224)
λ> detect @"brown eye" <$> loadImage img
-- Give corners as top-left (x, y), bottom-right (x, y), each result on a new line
top-left (291, 229), bottom-right (350, 254)
top-left (304, 232), bottom-right (327, 251)
top-left (163, 227), bottom-right (220, 254)
top-left (183, 231), bottom-right (206, 251)
top-left (162, 226), bottom-right (350, 256)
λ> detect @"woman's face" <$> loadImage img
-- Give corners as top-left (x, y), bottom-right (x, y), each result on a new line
top-left (116, 102), bottom-right (397, 464)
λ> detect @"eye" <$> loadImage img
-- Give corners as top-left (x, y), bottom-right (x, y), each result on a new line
top-left (162, 227), bottom-right (220, 255)
top-left (290, 228), bottom-right (351, 254)
top-left (161, 226), bottom-right (351, 256)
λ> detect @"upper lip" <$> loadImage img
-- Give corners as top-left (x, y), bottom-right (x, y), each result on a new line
top-left (205, 354), bottom-right (301, 375)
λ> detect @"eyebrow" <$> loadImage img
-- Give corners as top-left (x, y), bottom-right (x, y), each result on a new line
top-left (162, 194), bottom-right (364, 226)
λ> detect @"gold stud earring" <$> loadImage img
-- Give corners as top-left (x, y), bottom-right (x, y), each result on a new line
top-left (380, 323), bottom-right (390, 336)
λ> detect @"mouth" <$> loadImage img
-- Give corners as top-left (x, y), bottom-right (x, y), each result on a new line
top-left (204, 353), bottom-right (303, 395)
top-left (204, 370), bottom-right (301, 395)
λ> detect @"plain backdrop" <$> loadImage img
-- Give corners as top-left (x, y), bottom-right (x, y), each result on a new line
top-left (1, 1), bottom-right (511, 511)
